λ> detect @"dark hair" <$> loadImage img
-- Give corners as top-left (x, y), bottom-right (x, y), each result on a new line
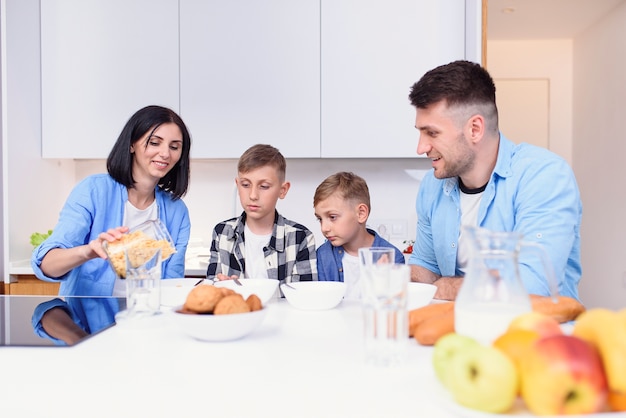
top-left (238, 144), bottom-right (286, 181)
top-left (409, 60), bottom-right (498, 131)
top-left (107, 105), bottom-right (191, 199)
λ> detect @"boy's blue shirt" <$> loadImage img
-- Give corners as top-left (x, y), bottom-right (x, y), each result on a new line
top-left (316, 228), bottom-right (405, 282)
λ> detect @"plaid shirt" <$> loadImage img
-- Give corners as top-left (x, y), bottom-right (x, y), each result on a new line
top-left (207, 211), bottom-right (317, 283)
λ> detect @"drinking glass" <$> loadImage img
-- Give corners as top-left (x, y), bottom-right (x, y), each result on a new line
top-left (359, 247), bottom-right (409, 367)
top-left (118, 247), bottom-right (162, 319)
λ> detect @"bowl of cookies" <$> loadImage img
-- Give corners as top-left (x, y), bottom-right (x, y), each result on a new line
top-left (213, 278), bottom-right (279, 306)
top-left (103, 219), bottom-right (176, 278)
top-left (280, 281), bottom-right (347, 311)
top-left (169, 284), bottom-right (267, 342)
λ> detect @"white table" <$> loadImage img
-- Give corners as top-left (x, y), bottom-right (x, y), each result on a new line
top-left (0, 299), bottom-right (461, 418)
top-left (0, 300), bottom-right (616, 418)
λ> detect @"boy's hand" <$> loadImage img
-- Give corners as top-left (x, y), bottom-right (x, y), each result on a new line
top-left (215, 273), bottom-right (240, 281)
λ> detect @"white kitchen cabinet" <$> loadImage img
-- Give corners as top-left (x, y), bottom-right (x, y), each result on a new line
top-left (40, 0), bottom-right (480, 159)
top-left (180, 0), bottom-right (321, 159)
top-left (40, 0), bottom-right (180, 159)
top-left (320, 0), bottom-right (469, 158)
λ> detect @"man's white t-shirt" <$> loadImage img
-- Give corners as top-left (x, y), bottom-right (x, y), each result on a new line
top-left (457, 190), bottom-right (483, 273)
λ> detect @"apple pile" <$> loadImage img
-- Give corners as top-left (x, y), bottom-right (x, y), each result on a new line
top-left (433, 308), bottom-right (626, 415)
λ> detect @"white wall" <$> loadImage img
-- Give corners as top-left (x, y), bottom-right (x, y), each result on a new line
top-left (487, 39), bottom-right (574, 164)
top-left (3, 0), bottom-right (76, 268)
top-left (573, 1), bottom-right (626, 310)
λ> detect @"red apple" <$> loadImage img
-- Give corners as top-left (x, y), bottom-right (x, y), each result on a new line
top-left (520, 334), bottom-right (608, 415)
top-left (507, 311), bottom-right (563, 338)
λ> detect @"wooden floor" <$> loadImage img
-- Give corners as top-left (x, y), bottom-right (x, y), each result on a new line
top-left (2, 275), bottom-right (60, 295)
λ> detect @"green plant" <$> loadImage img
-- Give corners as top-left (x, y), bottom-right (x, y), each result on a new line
top-left (30, 230), bottom-right (53, 247)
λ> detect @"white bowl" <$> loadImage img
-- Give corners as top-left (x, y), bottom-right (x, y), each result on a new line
top-left (406, 282), bottom-right (437, 311)
top-left (213, 278), bottom-right (279, 306)
top-left (160, 278), bottom-right (199, 307)
top-left (169, 306), bottom-right (268, 342)
top-left (280, 281), bottom-right (347, 310)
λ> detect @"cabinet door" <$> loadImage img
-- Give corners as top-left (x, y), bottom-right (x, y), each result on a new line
top-left (321, 0), bottom-right (467, 158)
top-left (180, 0), bottom-right (320, 159)
top-left (41, 0), bottom-right (179, 159)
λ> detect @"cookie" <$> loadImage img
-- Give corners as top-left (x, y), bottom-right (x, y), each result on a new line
top-left (246, 294), bottom-right (262, 312)
top-left (214, 294), bottom-right (251, 315)
top-left (183, 284), bottom-right (224, 314)
top-left (218, 287), bottom-right (236, 297)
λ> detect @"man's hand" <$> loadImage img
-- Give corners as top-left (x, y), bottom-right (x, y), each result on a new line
top-left (431, 277), bottom-right (464, 301)
top-left (409, 264), bottom-right (463, 300)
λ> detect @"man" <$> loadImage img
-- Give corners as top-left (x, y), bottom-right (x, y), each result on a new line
top-left (406, 60), bottom-right (582, 301)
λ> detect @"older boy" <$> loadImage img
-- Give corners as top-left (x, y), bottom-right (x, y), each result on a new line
top-left (207, 144), bottom-right (317, 284)
top-left (314, 172), bottom-right (404, 300)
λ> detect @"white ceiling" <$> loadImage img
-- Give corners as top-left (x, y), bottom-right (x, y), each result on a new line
top-left (487, 0), bottom-right (626, 40)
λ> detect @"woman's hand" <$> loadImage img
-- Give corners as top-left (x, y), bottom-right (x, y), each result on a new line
top-left (88, 226), bottom-right (129, 259)
top-left (41, 226), bottom-right (130, 278)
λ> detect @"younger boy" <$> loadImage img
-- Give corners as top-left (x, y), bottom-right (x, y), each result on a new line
top-left (314, 172), bottom-right (404, 300)
top-left (207, 144), bottom-right (317, 284)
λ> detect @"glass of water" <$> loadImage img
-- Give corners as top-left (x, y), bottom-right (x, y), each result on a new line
top-left (119, 247), bottom-right (162, 319)
top-left (359, 247), bottom-right (409, 367)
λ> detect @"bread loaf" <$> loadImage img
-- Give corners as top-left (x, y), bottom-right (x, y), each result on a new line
top-left (529, 294), bottom-right (586, 323)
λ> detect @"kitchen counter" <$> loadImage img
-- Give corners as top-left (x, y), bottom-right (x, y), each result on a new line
top-left (181, 254), bottom-right (209, 277)
top-left (8, 254), bottom-right (209, 280)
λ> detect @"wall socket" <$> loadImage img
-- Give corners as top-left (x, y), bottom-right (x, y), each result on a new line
top-left (367, 219), bottom-right (408, 242)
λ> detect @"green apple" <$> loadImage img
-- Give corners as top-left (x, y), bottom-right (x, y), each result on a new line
top-left (446, 344), bottom-right (518, 413)
top-left (520, 334), bottom-right (608, 415)
top-left (432, 332), bottom-right (480, 388)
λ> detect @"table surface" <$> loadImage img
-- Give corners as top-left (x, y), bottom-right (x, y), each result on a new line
top-left (0, 297), bottom-right (619, 418)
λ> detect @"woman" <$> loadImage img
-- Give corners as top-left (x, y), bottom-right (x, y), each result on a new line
top-left (31, 105), bottom-right (192, 296)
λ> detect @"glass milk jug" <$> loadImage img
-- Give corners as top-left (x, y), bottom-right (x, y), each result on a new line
top-left (454, 226), bottom-right (559, 344)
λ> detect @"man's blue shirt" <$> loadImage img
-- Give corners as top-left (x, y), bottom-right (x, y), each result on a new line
top-left (408, 135), bottom-right (582, 300)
